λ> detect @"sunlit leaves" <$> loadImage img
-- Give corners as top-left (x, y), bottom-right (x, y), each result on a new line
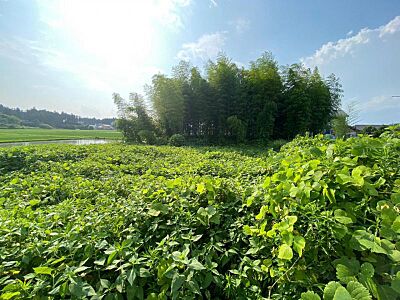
top-left (293, 236), bottom-right (306, 257)
top-left (278, 244), bottom-right (293, 260)
top-left (0, 131), bottom-right (399, 299)
top-left (33, 266), bottom-right (54, 276)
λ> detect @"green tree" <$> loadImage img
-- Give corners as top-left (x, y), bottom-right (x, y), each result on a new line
top-left (113, 92), bottom-right (156, 143)
top-left (242, 52), bottom-right (282, 141)
top-left (308, 67), bottom-right (333, 134)
top-left (280, 64), bottom-right (312, 139)
top-left (147, 74), bottom-right (185, 136)
top-left (206, 54), bottom-right (241, 139)
top-left (332, 114), bottom-right (349, 138)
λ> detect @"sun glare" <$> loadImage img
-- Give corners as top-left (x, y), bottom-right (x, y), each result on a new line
top-left (48, 1), bottom-right (157, 72)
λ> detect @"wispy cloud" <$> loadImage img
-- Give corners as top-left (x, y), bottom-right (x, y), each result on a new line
top-left (231, 17), bottom-right (250, 34)
top-left (302, 16), bottom-right (400, 66)
top-left (362, 95), bottom-right (400, 111)
top-left (209, 0), bottom-right (218, 8)
top-left (177, 31), bottom-right (227, 62)
top-left (301, 15), bottom-right (400, 124)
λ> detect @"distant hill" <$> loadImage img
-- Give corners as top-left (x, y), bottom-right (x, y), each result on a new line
top-left (0, 104), bottom-right (115, 129)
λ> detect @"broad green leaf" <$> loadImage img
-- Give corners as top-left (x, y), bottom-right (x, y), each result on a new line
top-left (300, 291), bottom-right (321, 300)
top-left (188, 259), bottom-right (205, 270)
top-left (360, 263), bottom-right (374, 279)
top-left (139, 268), bottom-right (151, 277)
top-left (148, 208), bottom-right (161, 217)
top-left (127, 268), bottom-right (136, 285)
top-left (94, 257), bottom-right (106, 266)
top-left (107, 250), bottom-right (118, 265)
top-left (286, 216), bottom-right (298, 225)
top-left (324, 281), bottom-right (343, 300)
top-left (293, 235), bottom-right (306, 257)
top-left (391, 277), bottom-right (400, 294)
top-left (196, 183), bottom-right (206, 194)
top-left (282, 232), bottom-right (293, 246)
top-left (151, 202), bottom-right (169, 214)
top-left (391, 216), bottom-right (400, 233)
top-left (334, 209), bottom-right (353, 225)
top-left (69, 282), bottom-right (96, 297)
top-left (74, 266), bottom-right (90, 273)
top-left (100, 279), bottom-right (110, 289)
top-left (50, 256), bottom-right (66, 265)
top-left (278, 244), bottom-right (293, 260)
top-left (33, 266), bottom-right (54, 275)
top-left (350, 230), bottom-right (387, 254)
top-left (333, 286), bottom-right (352, 300)
top-left (255, 205), bottom-right (268, 220)
top-left (347, 281), bottom-right (372, 300)
top-left (243, 225), bottom-right (252, 235)
top-left (336, 264), bottom-right (358, 284)
top-left (171, 273), bottom-right (185, 293)
top-left (0, 292), bottom-right (21, 300)
top-left (29, 199), bottom-right (41, 206)
top-left (262, 177), bottom-right (271, 188)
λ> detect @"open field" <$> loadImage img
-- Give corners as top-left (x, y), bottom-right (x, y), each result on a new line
top-left (0, 128), bottom-right (122, 143)
top-left (0, 129), bottom-right (399, 299)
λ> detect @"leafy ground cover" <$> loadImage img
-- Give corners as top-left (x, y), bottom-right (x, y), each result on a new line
top-left (0, 129), bottom-right (122, 143)
top-left (0, 128), bottom-right (399, 299)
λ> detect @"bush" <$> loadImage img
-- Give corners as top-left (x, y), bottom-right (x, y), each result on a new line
top-left (268, 139), bottom-right (287, 151)
top-left (169, 133), bottom-right (185, 146)
top-left (138, 130), bottom-right (157, 145)
top-left (1, 134), bottom-right (399, 299)
top-left (155, 136), bottom-right (168, 145)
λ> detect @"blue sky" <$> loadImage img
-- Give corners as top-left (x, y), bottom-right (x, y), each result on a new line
top-left (0, 0), bottom-right (399, 123)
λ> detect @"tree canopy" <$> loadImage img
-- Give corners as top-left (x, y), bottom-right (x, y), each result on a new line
top-left (114, 52), bottom-right (342, 144)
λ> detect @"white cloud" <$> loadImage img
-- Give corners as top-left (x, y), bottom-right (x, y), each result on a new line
top-left (301, 16), bottom-right (400, 124)
top-left (379, 16), bottom-right (400, 37)
top-left (301, 28), bottom-right (370, 66)
top-left (362, 95), bottom-right (399, 111)
top-left (177, 32), bottom-right (227, 62)
top-left (209, 0), bottom-right (218, 8)
top-left (232, 18), bottom-right (250, 34)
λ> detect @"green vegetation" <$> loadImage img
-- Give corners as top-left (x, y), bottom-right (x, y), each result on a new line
top-left (114, 53), bottom-right (342, 145)
top-left (0, 126), bottom-right (399, 299)
top-left (0, 104), bottom-right (115, 130)
top-left (0, 114), bottom-right (22, 129)
top-left (0, 129), bottom-right (122, 143)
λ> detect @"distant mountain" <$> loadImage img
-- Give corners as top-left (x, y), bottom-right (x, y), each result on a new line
top-left (0, 104), bottom-right (116, 129)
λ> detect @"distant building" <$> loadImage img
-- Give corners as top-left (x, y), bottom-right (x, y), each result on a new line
top-left (89, 124), bottom-right (115, 130)
top-left (354, 124), bottom-right (386, 131)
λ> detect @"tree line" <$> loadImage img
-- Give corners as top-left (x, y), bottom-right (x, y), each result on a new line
top-left (0, 104), bottom-right (115, 129)
top-left (114, 52), bottom-right (342, 144)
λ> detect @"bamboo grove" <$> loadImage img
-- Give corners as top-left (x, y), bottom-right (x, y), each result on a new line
top-left (113, 52), bottom-right (342, 144)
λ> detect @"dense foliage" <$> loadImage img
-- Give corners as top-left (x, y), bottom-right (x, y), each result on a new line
top-left (114, 53), bottom-right (342, 144)
top-left (0, 127), bottom-right (399, 299)
top-left (0, 104), bottom-right (115, 130)
top-left (0, 114), bottom-right (22, 129)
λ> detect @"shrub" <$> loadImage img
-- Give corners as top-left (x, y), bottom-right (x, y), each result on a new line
top-left (138, 130), bottom-right (157, 145)
top-left (268, 139), bottom-right (287, 151)
top-left (169, 133), bottom-right (185, 146)
top-left (155, 136), bottom-right (168, 145)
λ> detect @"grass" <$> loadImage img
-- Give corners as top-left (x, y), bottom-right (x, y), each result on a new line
top-left (0, 128), bottom-right (122, 143)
